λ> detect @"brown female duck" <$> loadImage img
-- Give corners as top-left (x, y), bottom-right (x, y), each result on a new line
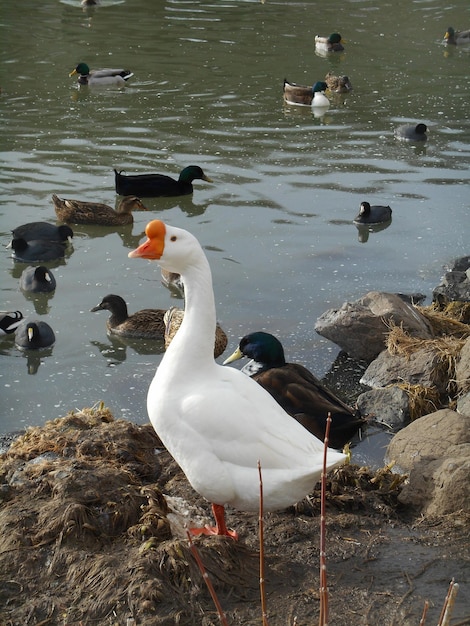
top-left (163, 306), bottom-right (228, 358)
top-left (91, 294), bottom-right (166, 339)
top-left (325, 72), bottom-right (353, 93)
top-left (52, 195), bottom-right (147, 225)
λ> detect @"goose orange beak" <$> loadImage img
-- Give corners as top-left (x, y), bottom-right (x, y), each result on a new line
top-left (128, 220), bottom-right (166, 260)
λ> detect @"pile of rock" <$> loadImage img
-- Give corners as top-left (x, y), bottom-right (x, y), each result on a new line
top-left (315, 256), bottom-right (470, 517)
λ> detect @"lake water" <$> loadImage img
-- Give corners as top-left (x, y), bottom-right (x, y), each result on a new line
top-left (1, 0), bottom-right (469, 466)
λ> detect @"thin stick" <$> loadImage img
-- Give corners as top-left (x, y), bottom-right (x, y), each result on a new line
top-left (438, 579), bottom-right (459, 626)
top-left (318, 413), bottom-right (332, 626)
top-left (258, 460), bottom-right (269, 626)
top-left (186, 532), bottom-right (229, 626)
top-left (418, 600), bottom-right (429, 625)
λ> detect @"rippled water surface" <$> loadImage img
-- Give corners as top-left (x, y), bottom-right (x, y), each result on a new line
top-left (1, 0), bottom-right (469, 464)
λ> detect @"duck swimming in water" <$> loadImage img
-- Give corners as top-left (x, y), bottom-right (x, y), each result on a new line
top-left (114, 165), bottom-right (213, 198)
top-left (52, 194), bottom-right (146, 225)
top-left (353, 202), bottom-right (392, 225)
top-left (394, 123), bottom-right (427, 142)
top-left (128, 220), bottom-right (346, 538)
top-left (19, 266), bottom-right (56, 293)
top-left (69, 63), bottom-right (133, 86)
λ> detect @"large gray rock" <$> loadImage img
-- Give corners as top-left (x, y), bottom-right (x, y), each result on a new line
top-left (360, 345), bottom-right (448, 394)
top-left (386, 409), bottom-right (470, 517)
top-left (315, 292), bottom-right (433, 363)
top-left (433, 256), bottom-right (470, 302)
top-left (356, 386), bottom-right (410, 429)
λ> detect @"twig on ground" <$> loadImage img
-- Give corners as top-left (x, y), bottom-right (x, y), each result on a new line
top-left (186, 532), bottom-right (229, 626)
top-left (258, 460), bottom-right (269, 626)
top-left (318, 412), bottom-right (332, 626)
top-left (437, 578), bottom-right (459, 626)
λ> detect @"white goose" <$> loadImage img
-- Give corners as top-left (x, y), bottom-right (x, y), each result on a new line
top-left (128, 220), bottom-right (346, 538)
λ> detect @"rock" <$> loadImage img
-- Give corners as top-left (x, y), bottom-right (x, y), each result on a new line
top-left (455, 336), bottom-right (470, 395)
top-left (315, 291), bottom-right (433, 363)
top-left (360, 345), bottom-right (449, 394)
top-left (386, 409), bottom-right (470, 516)
top-left (356, 386), bottom-right (410, 429)
top-left (433, 256), bottom-right (470, 302)
top-left (457, 392), bottom-right (470, 418)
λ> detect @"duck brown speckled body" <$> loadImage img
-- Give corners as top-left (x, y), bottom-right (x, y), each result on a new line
top-left (163, 306), bottom-right (228, 359)
top-left (91, 294), bottom-right (166, 339)
top-left (325, 72), bottom-right (353, 93)
top-left (52, 195), bottom-right (146, 225)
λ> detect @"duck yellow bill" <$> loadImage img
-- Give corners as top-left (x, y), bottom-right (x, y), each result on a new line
top-left (222, 346), bottom-right (243, 365)
top-left (128, 219), bottom-right (166, 260)
top-left (69, 69), bottom-right (78, 77)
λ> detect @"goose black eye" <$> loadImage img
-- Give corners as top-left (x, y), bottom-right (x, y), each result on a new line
top-left (171, 236), bottom-right (177, 242)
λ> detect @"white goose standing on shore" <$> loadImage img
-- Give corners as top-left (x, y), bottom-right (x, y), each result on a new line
top-left (128, 220), bottom-right (346, 538)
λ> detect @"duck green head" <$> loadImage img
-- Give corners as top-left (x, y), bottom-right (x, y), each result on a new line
top-left (225, 331), bottom-right (287, 368)
top-left (179, 166), bottom-right (213, 183)
top-left (69, 63), bottom-right (90, 77)
top-left (312, 81), bottom-right (328, 93)
top-left (328, 33), bottom-right (343, 44)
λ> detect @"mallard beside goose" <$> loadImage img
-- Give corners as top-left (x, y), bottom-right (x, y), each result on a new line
top-left (91, 294), bottom-right (166, 339)
top-left (325, 72), bottom-right (353, 93)
top-left (353, 201), bottom-right (392, 225)
top-left (443, 27), bottom-right (470, 45)
top-left (394, 123), bottom-right (427, 142)
top-left (128, 220), bottom-right (346, 538)
top-left (11, 238), bottom-right (67, 262)
top-left (283, 80), bottom-right (329, 107)
top-left (52, 194), bottom-right (146, 225)
top-left (11, 222), bottom-right (73, 244)
top-left (69, 63), bottom-right (133, 86)
top-left (20, 266), bottom-right (56, 293)
top-left (163, 306), bottom-right (228, 359)
top-left (223, 331), bottom-right (365, 450)
top-left (14, 320), bottom-right (55, 349)
top-left (315, 33), bottom-right (345, 52)
top-left (114, 165), bottom-right (213, 198)
top-left (0, 311), bottom-right (23, 335)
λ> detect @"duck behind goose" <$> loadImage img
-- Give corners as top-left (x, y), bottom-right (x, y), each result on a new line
top-left (223, 331), bottom-right (365, 449)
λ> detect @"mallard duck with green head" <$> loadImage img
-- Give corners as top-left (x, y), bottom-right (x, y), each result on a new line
top-left (52, 194), bottom-right (147, 225)
top-left (69, 63), bottom-right (134, 86)
top-left (315, 33), bottom-right (345, 52)
top-left (114, 165), bottom-right (213, 197)
top-left (283, 79), bottom-right (329, 107)
top-left (443, 27), bottom-right (470, 45)
top-left (224, 331), bottom-right (365, 450)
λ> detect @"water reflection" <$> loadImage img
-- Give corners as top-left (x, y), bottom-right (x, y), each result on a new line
top-left (355, 220), bottom-right (393, 244)
top-left (20, 291), bottom-right (56, 316)
top-left (91, 334), bottom-right (165, 364)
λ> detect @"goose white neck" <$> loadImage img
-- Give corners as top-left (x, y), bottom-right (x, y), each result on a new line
top-left (163, 251), bottom-right (217, 364)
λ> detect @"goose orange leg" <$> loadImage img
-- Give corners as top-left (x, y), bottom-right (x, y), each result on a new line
top-left (189, 503), bottom-right (238, 540)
